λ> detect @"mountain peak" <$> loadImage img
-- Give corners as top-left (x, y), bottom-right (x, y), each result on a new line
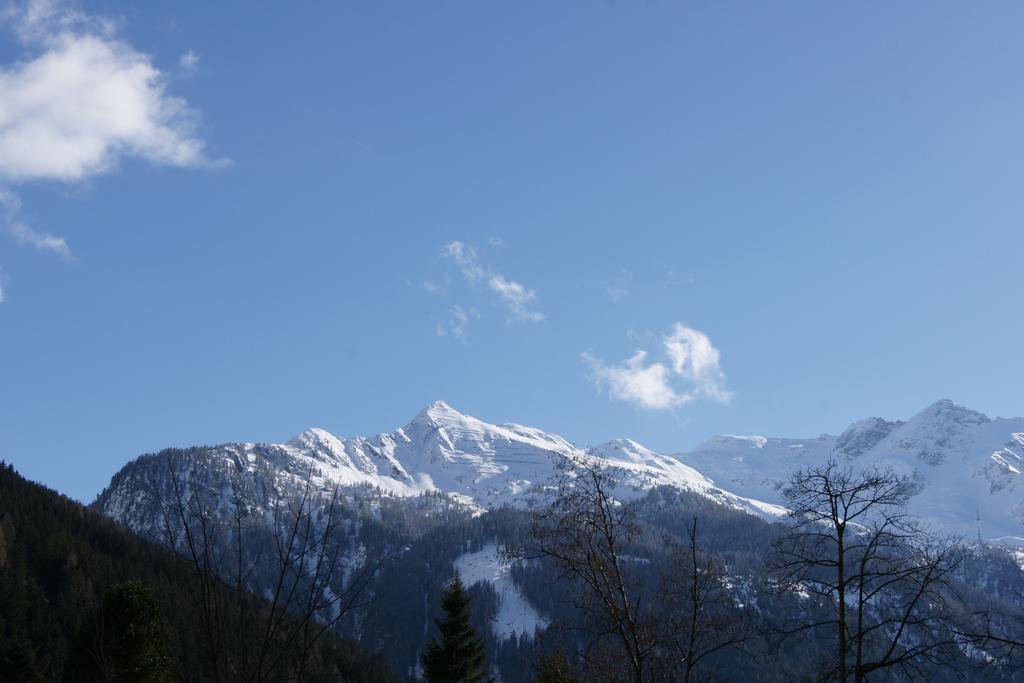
top-left (588, 438), bottom-right (661, 465)
top-left (833, 417), bottom-right (903, 459)
top-left (286, 426), bottom-right (344, 452)
top-left (288, 430), bottom-right (335, 446)
top-left (910, 399), bottom-right (990, 427)
top-left (411, 400), bottom-right (473, 427)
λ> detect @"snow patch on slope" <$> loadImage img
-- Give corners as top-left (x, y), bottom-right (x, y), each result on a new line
top-left (454, 543), bottom-right (548, 641)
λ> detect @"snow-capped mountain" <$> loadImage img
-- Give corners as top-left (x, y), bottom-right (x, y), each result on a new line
top-left (96, 400), bottom-right (783, 532)
top-left (89, 399), bottom-right (1024, 681)
top-left (96, 399), bottom-right (1024, 545)
top-left (678, 399), bottom-right (1024, 544)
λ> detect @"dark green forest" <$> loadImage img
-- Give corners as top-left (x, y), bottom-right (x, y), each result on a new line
top-left (0, 462), bottom-right (397, 682)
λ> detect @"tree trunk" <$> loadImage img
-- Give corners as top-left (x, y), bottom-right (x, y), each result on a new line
top-left (837, 528), bottom-right (847, 683)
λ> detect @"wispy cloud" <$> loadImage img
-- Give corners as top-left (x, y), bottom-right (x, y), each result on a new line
top-left (440, 240), bottom-right (543, 323)
top-left (8, 220), bottom-right (71, 259)
top-left (488, 274), bottom-right (543, 322)
top-left (421, 279), bottom-right (445, 294)
top-left (663, 267), bottom-right (695, 289)
top-left (179, 50), bottom-right (199, 77)
top-left (0, 0), bottom-right (222, 295)
top-left (0, 189), bottom-right (70, 259)
top-left (442, 241), bottom-right (485, 282)
top-left (603, 268), bottom-right (633, 303)
top-left (583, 322), bottom-right (732, 410)
top-left (435, 305), bottom-right (479, 339)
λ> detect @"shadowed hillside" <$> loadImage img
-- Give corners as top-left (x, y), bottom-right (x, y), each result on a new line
top-left (0, 462), bottom-right (399, 682)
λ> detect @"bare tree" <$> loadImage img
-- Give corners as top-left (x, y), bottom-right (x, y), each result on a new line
top-left (660, 518), bottom-right (753, 682)
top-left (526, 453), bottom-right (655, 682)
top-left (150, 457), bottom-right (375, 682)
top-left (770, 460), bottom-right (966, 682)
top-left (954, 562), bottom-right (1024, 674)
top-left (525, 454), bottom-right (749, 682)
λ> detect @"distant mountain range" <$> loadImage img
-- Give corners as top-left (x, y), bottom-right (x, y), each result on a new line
top-left (84, 398), bottom-right (1024, 680)
top-left (96, 398), bottom-right (1024, 544)
top-left (95, 399), bottom-right (786, 538)
top-left (679, 399), bottom-right (1024, 543)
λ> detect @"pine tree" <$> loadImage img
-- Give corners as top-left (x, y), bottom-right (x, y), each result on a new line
top-left (101, 581), bottom-right (173, 682)
top-left (533, 646), bottom-right (581, 683)
top-left (420, 574), bottom-right (491, 683)
top-left (67, 580), bottom-right (173, 682)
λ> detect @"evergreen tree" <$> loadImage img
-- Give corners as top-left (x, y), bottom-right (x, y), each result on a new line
top-left (421, 574), bottom-right (491, 683)
top-left (533, 647), bottom-right (581, 683)
top-left (100, 580), bottom-right (173, 682)
top-left (66, 580), bottom-right (173, 682)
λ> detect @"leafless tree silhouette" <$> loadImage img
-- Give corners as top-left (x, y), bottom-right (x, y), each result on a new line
top-left (150, 459), bottom-right (375, 682)
top-left (770, 460), bottom-right (966, 682)
top-left (660, 518), bottom-right (754, 682)
top-left (525, 453), bottom-right (749, 682)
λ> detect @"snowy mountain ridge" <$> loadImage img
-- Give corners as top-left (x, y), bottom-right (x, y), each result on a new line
top-left (678, 399), bottom-right (1024, 543)
top-left (96, 399), bottom-right (1024, 544)
top-left (96, 400), bottom-right (785, 534)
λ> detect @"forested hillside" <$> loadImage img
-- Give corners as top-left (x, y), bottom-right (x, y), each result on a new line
top-left (0, 462), bottom-right (398, 682)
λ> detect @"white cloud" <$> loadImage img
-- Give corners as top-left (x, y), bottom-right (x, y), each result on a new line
top-left (440, 240), bottom-right (543, 323)
top-left (2, 0), bottom-right (111, 44)
top-left (435, 305), bottom-right (478, 338)
top-left (0, 33), bottom-right (212, 181)
top-left (0, 188), bottom-right (70, 258)
top-left (421, 279), bottom-right (445, 294)
top-left (179, 50), bottom-right (199, 76)
top-left (8, 220), bottom-right (70, 258)
top-left (0, 0), bottom-right (221, 284)
top-left (442, 240), bottom-right (485, 282)
top-left (583, 322), bottom-right (732, 410)
top-left (663, 322), bottom-right (732, 403)
top-left (488, 274), bottom-right (543, 322)
top-left (448, 305), bottom-right (470, 337)
top-left (582, 350), bottom-right (682, 410)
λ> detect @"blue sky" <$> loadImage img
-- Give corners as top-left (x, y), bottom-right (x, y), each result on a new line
top-left (2, 1), bottom-right (1023, 502)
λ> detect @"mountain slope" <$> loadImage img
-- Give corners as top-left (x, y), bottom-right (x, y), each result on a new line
top-left (89, 403), bottom-right (792, 679)
top-left (97, 399), bottom-right (1024, 544)
top-left (86, 400), bottom-right (1024, 680)
top-left (678, 399), bottom-right (1024, 543)
top-left (97, 401), bottom-right (783, 530)
top-left (0, 462), bottom-right (397, 682)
